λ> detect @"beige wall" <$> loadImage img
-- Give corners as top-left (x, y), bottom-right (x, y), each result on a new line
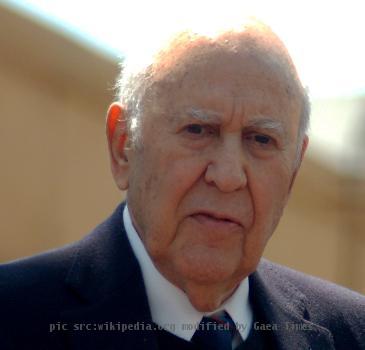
top-left (1, 4), bottom-right (364, 294)
top-left (0, 4), bottom-right (122, 260)
top-left (265, 159), bottom-right (365, 294)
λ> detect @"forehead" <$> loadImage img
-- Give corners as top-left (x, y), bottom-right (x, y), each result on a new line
top-left (144, 31), bottom-right (302, 131)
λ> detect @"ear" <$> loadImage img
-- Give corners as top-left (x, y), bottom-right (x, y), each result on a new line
top-left (106, 102), bottom-right (130, 191)
top-left (288, 135), bottom-right (309, 193)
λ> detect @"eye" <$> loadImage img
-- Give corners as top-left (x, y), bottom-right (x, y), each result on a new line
top-left (245, 133), bottom-right (276, 150)
top-left (186, 124), bottom-right (204, 134)
top-left (183, 124), bottom-right (216, 138)
top-left (254, 134), bottom-right (271, 144)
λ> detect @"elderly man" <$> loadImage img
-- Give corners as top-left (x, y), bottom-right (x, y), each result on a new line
top-left (1, 20), bottom-right (364, 350)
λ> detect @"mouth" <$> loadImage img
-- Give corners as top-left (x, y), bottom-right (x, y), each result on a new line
top-left (191, 211), bottom-right (242, 228)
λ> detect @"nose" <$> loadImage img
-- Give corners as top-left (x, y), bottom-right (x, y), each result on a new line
top-left (204, 140), bottom-right (248, 192)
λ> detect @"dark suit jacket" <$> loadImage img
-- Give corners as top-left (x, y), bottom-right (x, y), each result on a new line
top-left (1, 203), bottom-right (364, 349)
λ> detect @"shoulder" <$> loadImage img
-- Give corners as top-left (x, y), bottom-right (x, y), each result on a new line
top-left (257, 259), bottom-right (365, 343)
top-left (0, 241), bottom-right (80, 312)
top-left (0, 203), bottom-right (130, 347)
top-left (0, 202), bottom-right (126, 301)
top-left (257, 259), bottom-right (365, 307)
top-left (0, 241), bottom-right (82, 347)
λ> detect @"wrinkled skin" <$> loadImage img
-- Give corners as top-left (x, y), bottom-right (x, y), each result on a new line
top-left (107, 27), bottom-right (308, 311)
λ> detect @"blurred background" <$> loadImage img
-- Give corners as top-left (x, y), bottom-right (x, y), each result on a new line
top-left (0, 0), bottom-right (364, 294)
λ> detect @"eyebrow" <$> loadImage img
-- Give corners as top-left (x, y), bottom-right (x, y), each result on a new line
top-left (186, 107), bottom-right (222, 123)
top-left (245, 118), bottom-right (286, 136)
top-left (186, 108), bottom-right (286, 136)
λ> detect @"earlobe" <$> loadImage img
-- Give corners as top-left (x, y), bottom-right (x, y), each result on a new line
top-left (106, 102), bottom-right (130, 191)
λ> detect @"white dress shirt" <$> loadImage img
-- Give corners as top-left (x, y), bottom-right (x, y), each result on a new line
top-left (123, 204), bottom-right (253, 344)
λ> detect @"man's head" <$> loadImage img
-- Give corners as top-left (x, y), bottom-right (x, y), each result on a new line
top-left (106, 19), bottom-right (309, 311)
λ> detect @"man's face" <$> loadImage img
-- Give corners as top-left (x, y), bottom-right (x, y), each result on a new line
top-left (120, 38), bottom-right (305, 310)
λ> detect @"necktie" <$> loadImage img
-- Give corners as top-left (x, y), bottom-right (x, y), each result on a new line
top-left (191, 311), bottom-right (236, 350)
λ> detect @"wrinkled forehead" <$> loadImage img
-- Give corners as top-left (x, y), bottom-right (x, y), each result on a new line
top-left (155, 27), bottom-right (297, 81)
top-left (143, 29), bottom-right (302, 118)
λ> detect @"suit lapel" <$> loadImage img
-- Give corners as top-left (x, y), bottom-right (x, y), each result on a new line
top-left (249, 260), bottom-right (335, 350)
top-left (60, 203), bottom-right (158, 350)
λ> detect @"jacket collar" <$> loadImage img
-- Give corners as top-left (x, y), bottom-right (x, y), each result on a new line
top-left (60, 203), bottom-right (158, 350)
top-left (249, 260), bottom-right (335, 350)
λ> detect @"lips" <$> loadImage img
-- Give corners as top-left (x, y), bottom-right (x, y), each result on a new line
top-left (191, 210), bottom-right (242, 227)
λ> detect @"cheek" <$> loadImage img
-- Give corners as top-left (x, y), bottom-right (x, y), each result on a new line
top-left (231, 161), bottom-right (293, 274)
top-left (131, 150), bottom-right (209, 253)
top-left (148, 148), bottom-right (208, 204)
top-left (248, 160), bottom-right (293, 232)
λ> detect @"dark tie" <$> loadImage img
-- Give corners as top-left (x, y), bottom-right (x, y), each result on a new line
top-left (191, 311), bottom-right (236, 350)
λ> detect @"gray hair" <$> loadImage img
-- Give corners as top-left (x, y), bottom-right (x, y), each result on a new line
top-left (114, 61), bottom-right (152, 147)
top-left (298, 86), bottom-right (311, 141)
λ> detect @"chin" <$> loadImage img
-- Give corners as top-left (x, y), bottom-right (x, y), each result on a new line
top-left (180, 270), bottom-right (240, 312)
top-left (186, 294), bottom-right (224, 312)
top-left (176, 247), bottom-right (241, 285)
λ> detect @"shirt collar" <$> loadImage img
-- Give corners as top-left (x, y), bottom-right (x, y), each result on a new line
top-left (123, 204), bottom-right (253, 341)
